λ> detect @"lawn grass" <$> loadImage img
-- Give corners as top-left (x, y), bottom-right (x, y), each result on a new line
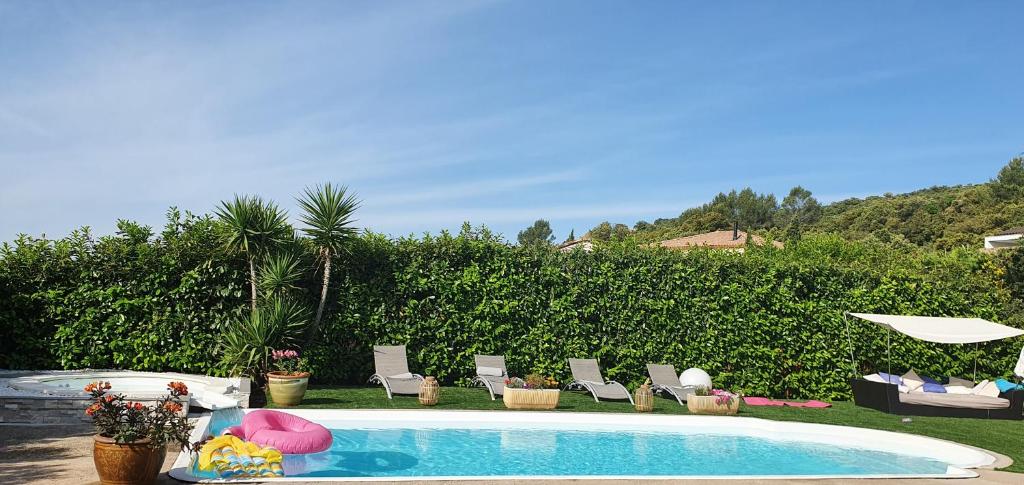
top-left (267, 385), bottom-right (1024, 473)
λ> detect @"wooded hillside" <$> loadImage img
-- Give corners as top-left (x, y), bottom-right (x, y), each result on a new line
top-left (590, 157), bottom-right (1024, 250)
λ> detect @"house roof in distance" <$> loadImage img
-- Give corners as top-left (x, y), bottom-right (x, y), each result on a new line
top-left (995, 226), bottom-right (1024, 236)
top-left (658, 230), bottom-right (783, 250)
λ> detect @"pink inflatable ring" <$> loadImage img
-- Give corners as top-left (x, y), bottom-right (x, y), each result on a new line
top-left (225, 410), bottom-right (332, 454)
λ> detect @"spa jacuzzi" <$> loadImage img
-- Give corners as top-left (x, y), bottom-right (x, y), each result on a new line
top-left (7, 370), bottom-right (249, 410)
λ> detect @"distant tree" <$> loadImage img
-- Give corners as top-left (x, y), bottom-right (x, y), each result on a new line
top-left (664, 188), bottom-right (778, 235)
top-left (589, 221), bottom-right (631, 242)
top-left (517, 219), bottom-right (555, 246)
top-left (634, 220), bottom-right (653, 231)
top-left (992, 157), bottom-right (1024, 199)
top-left (564, 229), bottom-right (576, 244)
top-left (777, 186), bottom-right (822, 239)
top-left (1005, 244), bottom-right (1024, 302)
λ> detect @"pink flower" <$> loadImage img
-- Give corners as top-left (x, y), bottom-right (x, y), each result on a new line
top-left (272, 349), bottom-right (300, 360)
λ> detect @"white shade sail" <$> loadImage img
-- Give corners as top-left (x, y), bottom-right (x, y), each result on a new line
top-left (849, 313), bottom-right (1024, 344)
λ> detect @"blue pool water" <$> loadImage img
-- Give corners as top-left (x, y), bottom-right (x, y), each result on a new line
top-left (196, 411), bottom-right (951, 478)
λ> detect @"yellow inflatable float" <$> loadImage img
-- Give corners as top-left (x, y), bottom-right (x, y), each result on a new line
top-left (198, 435), bottom-right (285, 478)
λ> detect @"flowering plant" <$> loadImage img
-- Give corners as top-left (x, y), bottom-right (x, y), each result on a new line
top-left (270, 349), bottom-right (306, 375)
top-left (84, 381), bottom-right (194, 449)
top-left (505, 373), bottom-right (557, 389)
top-left (694, 386), bottom-right (736, 406)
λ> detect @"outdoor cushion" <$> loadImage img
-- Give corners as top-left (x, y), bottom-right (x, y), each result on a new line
top-left (899, 392), bottom-right (1010, 409)
top-left (902, 370), bottom-right (925, 393)
top-left (877, 372), bottom-right (903, 385)
top-left (948, 376), bottom-right (974, 387)
top-left (994, 378), bottom-right (1024, 393)
top-left (862, 374), bottom-right (885, 383)
top-left (972, 380), bottom-right (1001, 398)
top-left (943, 385), bottom-right (972, 394)
top-left (921, 382), bottom-right (946, 393)
top-left (477, 366), bottom-right (504, 377)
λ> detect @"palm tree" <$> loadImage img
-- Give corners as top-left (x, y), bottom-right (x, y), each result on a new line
top-left (296, 183), bottom-right (360, 339)
top-left (258, 252), bottom-right (304, 298)
top-left (214, 195), bottom-right (292, 310)
top-left (219, 295), bottom-right (310, 380)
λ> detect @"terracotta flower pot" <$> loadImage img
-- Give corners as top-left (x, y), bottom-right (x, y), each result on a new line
top-left (267, 371), bottom-right (310, 407)
top-left (92, 435), bottom-right (166, 485)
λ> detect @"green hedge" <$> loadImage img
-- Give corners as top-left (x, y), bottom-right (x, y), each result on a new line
top-left (2, 217), bottom-right (1020, 400)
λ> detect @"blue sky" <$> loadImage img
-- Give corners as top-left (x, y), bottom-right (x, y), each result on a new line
top-left (1, 1), bottom-right (1021, 243)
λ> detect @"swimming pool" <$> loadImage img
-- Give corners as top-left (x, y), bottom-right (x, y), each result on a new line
top-left (169, 410), bottom-right (995, 481)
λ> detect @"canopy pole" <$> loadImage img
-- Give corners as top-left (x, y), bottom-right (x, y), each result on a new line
top-left (844, 313), bottom-right (857, 377)
top-left (973, 342), bottom-right (978, 383)
top-left (886, 330), bottom-right (892, 378)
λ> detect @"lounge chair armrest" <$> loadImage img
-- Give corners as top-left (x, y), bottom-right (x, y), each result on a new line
top-left (850, 378), bottom-right (900, 412)
top-left (1003, 389), bottom-right (1024, 412)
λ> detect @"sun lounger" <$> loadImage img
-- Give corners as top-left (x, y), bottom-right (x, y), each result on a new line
top-left (470, 354), bottom-right (523, 400)
top-left (565, 358), bottom-right (633, 404)
top-left (367, 345), bottom-right (424, 399)
top-left (646, 363), bottom-right (696, 405)
top-left (850, 378), bottom-right (1023, 420)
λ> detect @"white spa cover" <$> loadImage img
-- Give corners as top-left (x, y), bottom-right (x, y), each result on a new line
top-left (849, 313), bottom-right (1024, 344)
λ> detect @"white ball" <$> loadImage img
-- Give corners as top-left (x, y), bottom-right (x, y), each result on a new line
top-left (679, 368), bottom-right (712, 388)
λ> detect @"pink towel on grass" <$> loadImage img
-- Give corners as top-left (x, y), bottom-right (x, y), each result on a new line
top-left (785, 400), bottom-right (831, 408)
top-left (743, 397), bottom-right (784, 406)
top-left (743, 397), bottom-right (831, 408)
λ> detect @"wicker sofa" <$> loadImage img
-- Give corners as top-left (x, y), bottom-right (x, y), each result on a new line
top-left (850, 378), bottom-right (1024, 420)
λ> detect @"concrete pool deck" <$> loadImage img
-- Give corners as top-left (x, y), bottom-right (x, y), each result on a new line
top-left (1, 424), bottom-right (1019, 485)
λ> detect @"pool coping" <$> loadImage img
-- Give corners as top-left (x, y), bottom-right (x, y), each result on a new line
top-left (169, 409), bottom-right (1002, 482)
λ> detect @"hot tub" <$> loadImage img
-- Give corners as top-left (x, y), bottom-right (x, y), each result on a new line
top-left (6, 370), bottom-right (249, 411)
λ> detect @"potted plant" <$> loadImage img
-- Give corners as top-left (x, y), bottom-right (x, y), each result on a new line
top-left (266, 349), bottom-right (310, 406)
top-left (686, 386), bottom-right (740, 415)
top-left (85, 381), bottom-right (193, 485)
top-left (503, 374), bottom-right (560, 410)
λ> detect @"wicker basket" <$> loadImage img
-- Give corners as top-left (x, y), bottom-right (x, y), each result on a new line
top-left (686, 395), bottom-right (739, 415)
top-left (418, 376), bottom-right (439, 406)
top-left (502, 388), bottom-right (560, 410)
top-left (634, 383), bottom-right (654, 412)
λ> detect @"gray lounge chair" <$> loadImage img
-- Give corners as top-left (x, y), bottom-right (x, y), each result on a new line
top-left (565, 358), bottom-right (634, 404)
top-left (470, 354), bottom-right (524, 400)
top-left (368, 345), bottom-right (424, 399)
top-left (647, 363), bottom-right (696, 405)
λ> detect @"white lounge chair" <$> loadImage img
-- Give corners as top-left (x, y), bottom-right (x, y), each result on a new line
top-left (470, 354), bottom-right (523, 400)
top-left (647, 363), bottom-right (696, 405)
top-left (368, 345), bottom-right (424, 399)
top-left (565, 358), bottom-right (633, 404)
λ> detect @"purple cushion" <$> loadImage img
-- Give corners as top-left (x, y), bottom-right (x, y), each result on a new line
top-left (922, 382), bottom-right (946, 393)
top-left (878, 372), bottom-right (903, 385)
top-left (921, 375), bottom-right (942, 385)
